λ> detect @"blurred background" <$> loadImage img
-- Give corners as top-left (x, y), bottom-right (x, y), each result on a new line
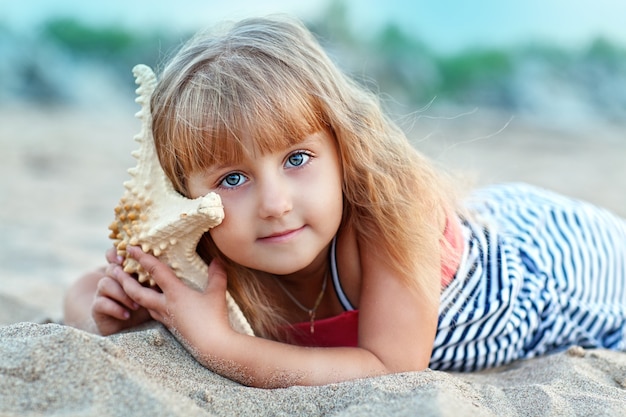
top-left (1, 0), bottom-right (626, 321)
top-left (3, 0), bottom-right (626, 124)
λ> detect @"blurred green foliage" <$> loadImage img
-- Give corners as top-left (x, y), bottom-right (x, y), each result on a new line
top-left (585, 37), bottom-right (626, 69)
top-left (43, 18), bottom-right (136, 56)
top-left (438, 50), bottom-right (512, 95)
top-left (2, 0), bottom-right (625, 118)
top-left (308, 0), bottom-right (626, 115)
top-left (39, 17), bottom-right (188, 83)
top-left (308, 2), bottom-right (521, 108)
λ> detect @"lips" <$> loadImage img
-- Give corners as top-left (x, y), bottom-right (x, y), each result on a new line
top-left (259, 226), bottom-right (304, 242)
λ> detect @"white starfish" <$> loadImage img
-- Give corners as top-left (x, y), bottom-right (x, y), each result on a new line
top-left (108, 64), bottom-right (253, 336)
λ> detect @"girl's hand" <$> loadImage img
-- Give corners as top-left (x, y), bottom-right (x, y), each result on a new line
top-left (91, 247), bottom-right (152, 335)
top-left (117, 246), bottom-right (233, 350)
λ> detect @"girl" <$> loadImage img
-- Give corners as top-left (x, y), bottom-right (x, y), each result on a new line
top-left (64, 16), bottom-right (626, 387)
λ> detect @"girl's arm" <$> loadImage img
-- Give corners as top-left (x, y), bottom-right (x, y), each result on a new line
top-left (63, 267), bottom-right (104, 332)
top-left (118, 244), bottom-right (439, 387)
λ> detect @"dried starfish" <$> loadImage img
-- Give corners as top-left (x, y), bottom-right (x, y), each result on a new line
top-left (108, 64), bottom-right (253, 336)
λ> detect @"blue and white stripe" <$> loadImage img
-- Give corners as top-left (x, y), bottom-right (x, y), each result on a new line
top-left (431, 183), bottom-right (626, 372)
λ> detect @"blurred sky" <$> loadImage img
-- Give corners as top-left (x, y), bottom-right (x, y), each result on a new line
top-left (3, 0), bottom-right (626, 53)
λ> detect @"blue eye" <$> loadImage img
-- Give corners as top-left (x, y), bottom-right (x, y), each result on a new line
top-left (220, 172), bottom-right (246, 188)
top-left (285, 151), bottom-right (310, 168)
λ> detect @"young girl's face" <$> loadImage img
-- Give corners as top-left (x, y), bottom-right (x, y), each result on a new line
top-left (187, 129), bottom-right (343, 276)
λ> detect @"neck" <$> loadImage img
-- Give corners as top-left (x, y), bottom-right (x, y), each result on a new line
top-left (272, 260), bottom-right (327, 303)
top-left (272, 266), bottom-right (329, 334)
top-left (267, 245), bottom-right (332, 321)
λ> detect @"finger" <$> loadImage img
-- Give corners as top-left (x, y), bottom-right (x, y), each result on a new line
top-left (92, 295), bottom-right (132, 321)
top-left (119, 268), bottom-right (166, 312)
top-left (103, 261), bottom-right (164, 311)
top-left (105, 262), bottom-right (131, 281)
top-left (206, 258), bottom-right (228, 293)
top-left (104, 263), bottom-right (140, 292)
top-left (126, 246), bottom-right (181, 292)
top-left (145, 308), bottom-right (168, 324)
top-left (106, 246), bottom-right (124, 265)
top-left (96, 275), bottom-right (139, 311)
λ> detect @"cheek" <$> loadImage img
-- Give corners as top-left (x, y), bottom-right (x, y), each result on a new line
top-left (208, 220), bottom-right (238, 258)
top-left (304, 170), bottom-right (343, 224)
top-left (208, 194), bottom-right (253, 257)
top-left (323, 163), bottom-right (344, 211)
top-left (327, 188), bottom-right (344, 226)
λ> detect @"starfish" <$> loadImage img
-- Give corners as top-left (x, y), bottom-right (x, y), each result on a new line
top-left (108, 64), bottom-right (253, 336)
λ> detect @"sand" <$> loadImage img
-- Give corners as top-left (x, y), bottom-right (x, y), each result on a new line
top-left (2, 319), bottom-right (626, 416)
top-left (2, 104), bottom-right (626, 416)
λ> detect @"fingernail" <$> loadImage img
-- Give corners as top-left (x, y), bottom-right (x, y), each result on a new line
top-left (114, 265), bottom-right (124, 278)
top-left (117, 255), bottom-right (124, 264)
top-left (123, 310), bottom-right (130, 319)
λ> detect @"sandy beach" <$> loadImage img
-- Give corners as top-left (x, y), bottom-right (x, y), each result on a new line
top-left (1, 103), bottom-right (626, 416)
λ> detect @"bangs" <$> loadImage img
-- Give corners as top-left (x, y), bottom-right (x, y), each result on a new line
top-left (164, 54), bottom-right (328, 190)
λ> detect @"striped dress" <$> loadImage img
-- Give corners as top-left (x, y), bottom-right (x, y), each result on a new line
top-left (431, 183), bottom-right (626, 371)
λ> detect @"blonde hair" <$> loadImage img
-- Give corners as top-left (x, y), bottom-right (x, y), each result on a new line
top-left (151, 16), bottom-right (456, 339)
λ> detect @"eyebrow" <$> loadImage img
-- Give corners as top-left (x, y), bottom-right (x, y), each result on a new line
top-left (296, 131), bottom-right (324, 146)
top-left (196, 163), bottom-right (235, 179)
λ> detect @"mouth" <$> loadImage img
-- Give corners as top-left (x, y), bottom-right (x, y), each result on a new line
top-left (258, 226), bottom-right (305, 242)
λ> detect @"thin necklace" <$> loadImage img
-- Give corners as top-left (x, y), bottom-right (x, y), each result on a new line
top-left (273, 269), bottom-right (329, 334)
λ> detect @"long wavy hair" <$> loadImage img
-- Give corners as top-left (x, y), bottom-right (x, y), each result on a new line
top-left (150, 16), bottom-right (458, 339)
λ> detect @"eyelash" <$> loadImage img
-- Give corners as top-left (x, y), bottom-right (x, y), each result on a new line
top-left (218, 172), bottom-right (247, 189)
top-left (285, 150), bottom-right (312, 168)
top-left (216, 150), bottom-right (314, 190)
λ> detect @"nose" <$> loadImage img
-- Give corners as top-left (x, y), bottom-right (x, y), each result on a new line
top-left (257, 175), bottom-right (293, 219)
